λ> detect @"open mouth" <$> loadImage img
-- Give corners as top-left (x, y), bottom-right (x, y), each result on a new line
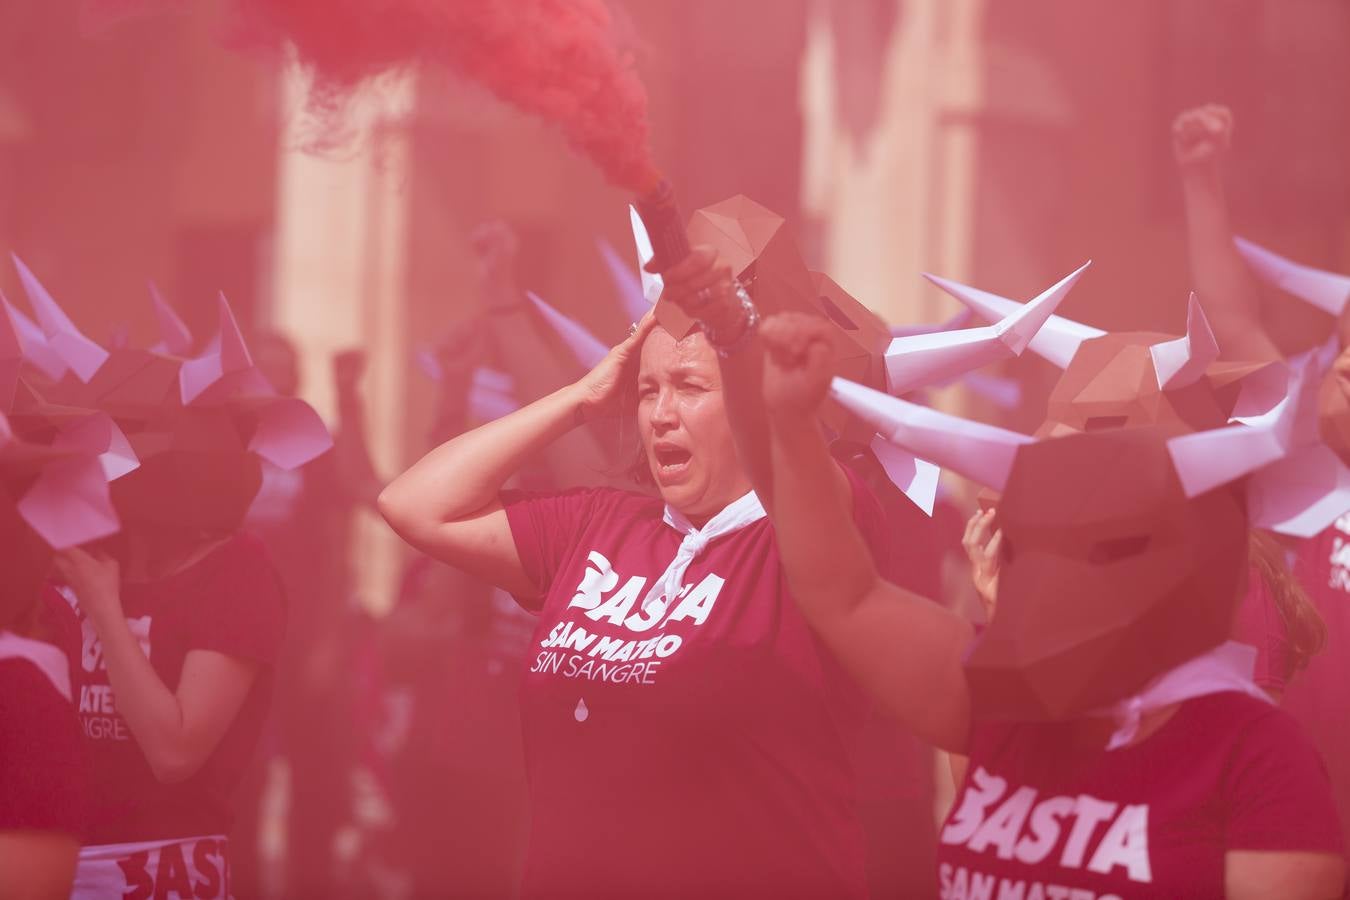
top-left (652, 444), bottom-right (693, 481)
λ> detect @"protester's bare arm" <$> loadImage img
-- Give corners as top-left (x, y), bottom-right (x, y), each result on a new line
top-left (1173, 104), bottom-right (1281, 361)
top-left (53, 550), bottom-right (259, 785)
top-left (654, 250), bottom-right (974, 749)
top-left (750, 313), bottom-right (975, 752)
top-left (378, 314), bottom-right (656, 596)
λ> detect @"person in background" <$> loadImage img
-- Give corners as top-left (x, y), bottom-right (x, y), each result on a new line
top-left (372, 220), bottom-right (623, 896)
top-left (1173, 100), bottom-right (1350, 853)
top-left (46, 442), bottom-right (285, 900)
top-left (742, 306), bottom-right (1344, 898)
top-left (233, 334), bottom-right (380, 900)
top-left (373, 313), bottom-right (534, 898)
top-left (473, 219), bottom-right (617, 488)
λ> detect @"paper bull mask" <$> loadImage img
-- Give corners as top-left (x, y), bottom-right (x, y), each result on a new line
top-left (830, 343), bottom-right (1317, 720)
top-left (932, 271), bottom-right (1349, 538)
top-left (6, 259), bottom-right (331, 537)
top-left (645, 194), bottom-right (894, 394)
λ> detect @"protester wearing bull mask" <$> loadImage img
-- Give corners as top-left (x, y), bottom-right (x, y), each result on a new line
top-left (676, 261), bottom-right (1344, 898)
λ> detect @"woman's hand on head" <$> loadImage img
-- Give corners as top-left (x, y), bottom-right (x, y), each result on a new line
top-left (52, 547), bottom-right (122, 623)
top-left (574, 311), bottom-right (658, 421)
top-left (758, 312), bottom-right (835, 420)
top-left (1172, 103), bottom-right (1233, 170)
top-left (961, 509), bottom-right (1001, 619)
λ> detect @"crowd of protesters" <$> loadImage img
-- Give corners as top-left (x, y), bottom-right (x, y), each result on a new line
top-left (3, 104), bottom-right (1348, 900)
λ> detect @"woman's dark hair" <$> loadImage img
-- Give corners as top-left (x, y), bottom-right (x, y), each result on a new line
top-left (1249, 529), bottom-right (1327, 673)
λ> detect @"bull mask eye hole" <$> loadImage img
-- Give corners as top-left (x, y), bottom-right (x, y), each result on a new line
top-left (1088, 535), bottom-right (1150, 564)
top-left (818, 296), bottom-right (859, 331)
top-left (1083, 415), bottom-right (1129, 431)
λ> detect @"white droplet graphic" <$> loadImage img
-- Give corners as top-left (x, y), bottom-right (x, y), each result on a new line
top-left (574, 698), bottom-right (589, 722)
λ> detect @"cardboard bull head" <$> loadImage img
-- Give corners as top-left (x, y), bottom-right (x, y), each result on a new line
top-left (830, 357), bottom-right (1313, 720)
top-left (647, 195), bottom-right (893, 393)
top-left (1231, 239), bottom-right (1350, 471)
top-left (929, 275), bottom-right (1285, 431)
top-left (6, 265), bottom-right (332, 539)
top-left (932, 271), bottom-right (1350, 537)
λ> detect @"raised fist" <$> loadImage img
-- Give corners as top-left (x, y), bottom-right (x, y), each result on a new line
top-left (758, 312), bottom-right (836, 419)
top-left (1172, 103), bottom-right (1233, 169)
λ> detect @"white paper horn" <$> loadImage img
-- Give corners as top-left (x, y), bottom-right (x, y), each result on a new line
top-left (1167, 346), bottom-right (1323, 498)
top-left (830, 376), bottom-right (1034, 492)
top-left (923, 263), bottom-right (1103, 370)
top-left (1150, 293), bottom-right (1219, 390)
top-left (629, 205), bottom-right (664, 306)
top-left (1235, 236), bottom-right (1350, 317)
top-left (887, 261), bottom-right (1091, 394)
top-left (528, 291), bottom-right (610, 371)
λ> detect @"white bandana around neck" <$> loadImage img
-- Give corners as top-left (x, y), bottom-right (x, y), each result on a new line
top-left (640, 490), bottom-right (767, 614)
top-left (1098, 640), bottom-right (1270, 751)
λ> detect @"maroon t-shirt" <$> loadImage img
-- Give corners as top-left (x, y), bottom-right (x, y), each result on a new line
top-left (936, 693), bottom-right (1343, 899)
top-left (0, 638), bottom-right (88, 836)
top-left (42, 534), bottom-right (285, 844)
top-left (1287, 518), bottom-right (1350, 855)
top-left (502, 472), bottom-right (888, 899)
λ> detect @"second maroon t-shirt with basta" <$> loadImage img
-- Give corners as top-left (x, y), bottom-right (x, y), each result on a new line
top-left (503, 473), bottom-right (889, 899)
top-left (937, 692), bottom-right (1343, 899)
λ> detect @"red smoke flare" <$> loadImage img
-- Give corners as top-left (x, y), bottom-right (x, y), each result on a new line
top-left (83, 0), bottom-right (661, 191)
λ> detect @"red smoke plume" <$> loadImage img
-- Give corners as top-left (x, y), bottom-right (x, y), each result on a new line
top-left (83, 0), bottom-right (661, 191)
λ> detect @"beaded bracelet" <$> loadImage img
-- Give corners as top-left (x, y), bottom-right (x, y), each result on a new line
top-left (702, 282), bottom-right (760, 358)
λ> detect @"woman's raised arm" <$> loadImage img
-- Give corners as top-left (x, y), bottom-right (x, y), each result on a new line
top-left (378, 315), bottom-right (655, 595)
top-left (750, 314), bottom-right (975, 752)
top-left (1173, 104), bottom-right (1282, 362)
top-left (656, 240), bottom-right (976, 752)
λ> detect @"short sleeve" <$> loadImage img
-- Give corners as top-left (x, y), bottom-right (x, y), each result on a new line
top-left (500, 488), bottom-right (604, 611)
top-left (1224, 704), bottom-right (1345, 854)
top-left (180, 535), bottom-right (287, 666)
top-left (0, 662), bottom-right (89, 835)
